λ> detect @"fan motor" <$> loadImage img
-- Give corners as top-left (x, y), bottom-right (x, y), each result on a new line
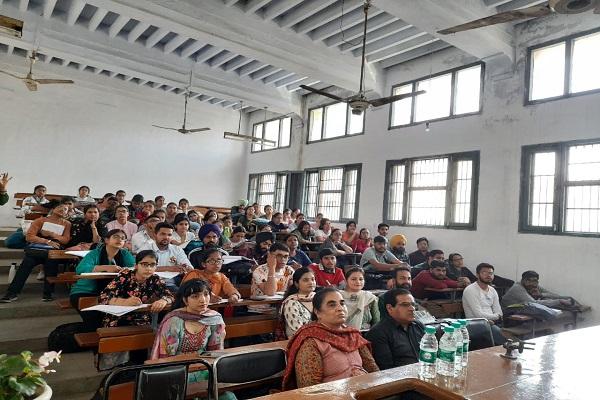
top-left (349, 99), bottom-right (370, 115)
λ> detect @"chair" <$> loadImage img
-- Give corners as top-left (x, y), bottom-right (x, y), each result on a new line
top-left (102, 359), bottom-right (212, 400)
top-left (465, 318), bottom-right (495, 350)
top-left (211, 348), bottom-right (286, 399)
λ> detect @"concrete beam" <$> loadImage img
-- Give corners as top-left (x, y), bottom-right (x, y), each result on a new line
top-left (88, 8), bottom-right (108, 31)
top-left (372, 0), bottom-right (514, 62)
top-left (379, 41), bottom-right (451, 69)
top-left (108, 15), bottom-right (130, 38)
top-left (127, 21), bottom-right (151, 43)
top-left (66, 0), bottom-right (86, 26)
top-left (43, 0), bottom-right (58, 19)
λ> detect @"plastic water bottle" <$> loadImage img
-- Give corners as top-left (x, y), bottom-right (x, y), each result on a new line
top-left (436, 326), bottom-right (456, 377)
top-left (458, 319), bottom-right (470, 368)
top-left (418, 326), bottom-right (438, 379)
top-left (451, 321), bottom-right (463, 375)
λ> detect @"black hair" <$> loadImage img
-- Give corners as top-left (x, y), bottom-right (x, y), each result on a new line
top-left (429, 260), bottom-right (446, 269)
top-left (78, 185), bottom-right (90, 192)
top-left (154, 222), bottom-right (175, 234)
top-left (103, 193), bottom-right (114, 199)
top-left (245, 207), bottom-right (255, 217)
top-left (329, 228), bottom-right (341, 237)
top-left (264, 204), bottom-right (272, 210)
top-left (83, 204), bottom-right (99, 214)
top-left (448, 253), bottom-right (461, 263)
top-left (272, 212), bottom-right (282, 218)
top-left (344, 266), bottom-right (364, 280)
top-left (43, 199), bottom-right (61, 210)
top-left (178, 198), bottom-right (189, 205)
top-left (476, 263), bottom-right (495, 274)
top-left (187, 210), bottom-right (199, 217)
top-left (135, 249), bottom-right (157, 264)
top-left (153, 209), bottom-right (166, 216)
top-left (428, 249), bottom-right (444, 258)
top-left (283, 208), bottom-right (291, 213)
top-left (173, 213), bottom-right (190, 226)
top-left (203, 209), bottom-right (218, 222)
top-left (345, 220), bottom-right (356, 228)
top-left (144, 200), bottom-right (156, 206)
top-left (522, 270), bottom-right (539, 280)
top-left (199, 248), bottom-right (222, 264)
top-left (297, 221), bottom-right (311, 235)
top-left (131, 194), bottom-right (144, 203)
top-left (166, 202), bottom-right (178, 207)
top-left (416, 237), bottom-right (429, 244)
top-left (173, 279), bottom-right (212, 310)
top-left (104, 228), bottom-right (127, 239)
top-left (295, 213), bottom-right (304, 219)
top-left (393, 266), bottom-right (411, 279)
top-left (269, 242), bottom-right (290, 253)
top-left (232, 226), bottom-right (246, 235)
top-left (373, 235), bottom-right (387, 244)
top-left (377, 223), bottom-right (389, 230)
top-left (34, 185), bottom-right (46, 192)
top-left (116, 190), bottom-right (126, 195)
top-left (60, 196), bottom-right (75, 204)
top-left (222, 215), bottom-right (232, 222)
top-left (383, 288), bottom-right (412, 308)
top-left (155, 195), bottom-right (165, 201)
top-left (319, 218), bottom-right (330, 230)
top-left (115, 204), bottom-right (128, 213)
top-left (311, 287), bottom-right (340, 321)
top-left (284, 267), bottom-right (314, 299)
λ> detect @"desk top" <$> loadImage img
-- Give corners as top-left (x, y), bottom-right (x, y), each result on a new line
top-left (253, 325), bottom-right (600, 400)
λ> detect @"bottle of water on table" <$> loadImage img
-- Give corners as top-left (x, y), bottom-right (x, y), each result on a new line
top-left (418, 325), bottom-right (438, 379)
top-left (458, 319), bottom-right (470, 368)
top-left (437, 326), bottom-right (456, 377)
top-left (452, 321), bottom-right (463, 375)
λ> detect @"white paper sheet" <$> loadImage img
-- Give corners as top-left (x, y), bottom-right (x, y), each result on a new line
top-left (155, 271), bottom-right (180, 279)
top-left (81, 304), bottom-right (148, 316)
top-left (80, 272), bottom-right (119, 277)
top-left (250, 294), bottom-right (283, 300)
top-left (41, 222), bottom-right (65, 235)
top-left (222, 255), bottom-right (252, 265)
top-left (65, 250), bottom-right (91, 258)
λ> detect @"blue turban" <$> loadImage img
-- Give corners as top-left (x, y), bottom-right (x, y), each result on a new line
top-left (198, 223), bottom-right (221, 241)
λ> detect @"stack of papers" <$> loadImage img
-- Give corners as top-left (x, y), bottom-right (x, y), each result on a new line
top-left (41, 222), bottom-right (65, 235)
top-left (81, 304), bottom-right (148, 316)
top-left (65, 250), bottom-right (91, 258)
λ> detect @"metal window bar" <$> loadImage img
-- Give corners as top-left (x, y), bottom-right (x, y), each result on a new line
top-left (407, 158), bottom-right (448, 226)
top-left (451, 160), bottom-right (473, 224)
top-left (386, 164), bottom-right (406, 221)
top-left (528, 152), bottom-right (556, 228)
top-left (564, 143), bottom-right (600, 233)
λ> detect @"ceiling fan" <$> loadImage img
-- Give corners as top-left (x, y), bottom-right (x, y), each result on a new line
top-left (152, 89), bottom-right (210, 134)
top-left (300, 0), bottom-right (425, 115)
top-left (438, 0), bottom-right (600, 35)
top-left (223, 101), bottom-right (277, 146)
top-left (0, 50), bottom-right (74, 91)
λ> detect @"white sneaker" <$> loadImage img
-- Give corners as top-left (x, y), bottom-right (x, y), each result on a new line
top-left (36, 271), bottom-right (45, 281)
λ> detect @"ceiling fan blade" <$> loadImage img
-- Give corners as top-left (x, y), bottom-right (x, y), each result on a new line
top-left (35, 79), bottom-right (74, 85)
top-left (299, 85), bottom-right (345, 102)
top-left (186, 128), bottom-right (211, 133)
top-left (24, 81), bottom-right (37, 91)
top-left (152, 125), bottom-right (179, 131)
top-left (369, 90), bottom-right (426, 108)
top-left (0, 70), bottom-right (24, 80)
top-left (437, 5), bottom-right (552, 34)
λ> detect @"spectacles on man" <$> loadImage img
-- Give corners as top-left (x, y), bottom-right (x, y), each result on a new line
top-left (274, 254), bottom-right (290, 260)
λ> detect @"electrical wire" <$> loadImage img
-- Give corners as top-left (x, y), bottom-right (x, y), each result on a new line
top-left (339, 0), bottom-right (364, 48)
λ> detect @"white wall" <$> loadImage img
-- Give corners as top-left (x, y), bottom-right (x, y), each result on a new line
top-left (0, 66), bottom-right (249, 226)
top-left (246, 14), bottom-right (600, 325)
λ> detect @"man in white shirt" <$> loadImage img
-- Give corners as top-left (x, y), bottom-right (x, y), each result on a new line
top-left (138, 222), bottom-right (193, 291)
top-left (131, 215), bottom-right (160, 254)
top-left (462, 263), bottom-right (506, 345)
top-left (106, 205), bottom-right (138, 250)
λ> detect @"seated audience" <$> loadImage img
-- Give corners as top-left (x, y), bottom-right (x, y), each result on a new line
top-left (286, 234), bottom-right (312, 269)
top-left (153, 208), bottom-right (167, 222)
top-left (183, 248), bottom-right (241, 303)
top-left (376, 223), bottom-right (389, 244)
top-left (462, 263), bottom-right (506, 345)
top-left (291, 221), bottom-right (315, 250)
top-left (250, 231), bottom-right (275, 266)
top-left (99, 196), bottom-right (118, 225)
top-left (99, 250), bottom-right (173, 327)
top-left (165, 202), bottom-right (179, 224)
top-left (0, 172), bottom-right (11, 206)
top-left (366, 288), bottom-right (424, 370)
top-left (342, 267), bottom-right (380, 330)
top-left (135, 200), bottom-right (155, 224)
top-left (131, 214), bottom-right (160, 253)
top-left (221, 215), bottom-right (233, 239)
top-left (282, 208), bottom-right (293, 225)
top-left (127, 194), bottom-right (144, 221)
top-left (314, 218), bottom-right (332, 242)
top-left (282, 288), bottom-right (379, 389)
top-left (290, 208), bottom-right (301, 221)
top-left (501, 270), bottom-right (574, 309)
top-left (171, 213), bottom-right (196, 249)
top-left (280, 267), bottom-right (316, 338)
top-left (268, 212), bottom-right (290, 233)
top-left (288, 212), bottom-right (305, 231)
top-left (230, 199), bottom-right (247, 224)
top-left (115, 189), bottom-right (128, 206)
top-left (187, 210), bottom-right (201, 234)
top-left (69, 229), bottom-right (135, 331)
top-left (66, 204), bottom-right (106, 250)
top-left (60, 196), bottom-right (83, 220)
top-left (106, 205), bottom-right (137, 249)
top-left (411, 249), bottom-right (445, 278)
top-left (408, 237), bottom-right (429, 266)
top-left (309, 248), bottom-right (346, 288)
top-left (251, 242), bottom-right (295, 297)
top-left (178, 198), bottom-right (190, 214)
top-left (252, 202), bottom-right (262, 216)
top-left (351, 228), bottom-right (372, 254)
top-left (1, 200), bottom-right (71, 302)
top-left (446, 253), bottom-right (477, 283)
top-left (20, 184), bottom-right (49, 215)
top-left (360, 235), bottom-right (401, 289)
top-left (237, 206), bottom-right (257, 233)
top-left (342, 221), bottom-right (358, 246)
top-left (154, 195), bottom-right (166, 210)
top-left (74, 185), bottom-right (96, 207)
top-left (189, 223), bottom-right (229, 267)
top-left (260, 204), bottom-right (273, 220)
top-left (203, 209), bottom-right (220, 225)
top-left (412, 260), bottom-right (464, 300)
top-left (229, 226), bottom-right (253, 258)
top-left (310, 213), bottom-right (323, 230)
top-left (319, 228), bottom-right (354, 259)
top-left (378, 266), bottom-right (412, 315)
top-left (96, 192), bottom-right (113, 212)
top-left (389, 234), bottom-right (410, 264)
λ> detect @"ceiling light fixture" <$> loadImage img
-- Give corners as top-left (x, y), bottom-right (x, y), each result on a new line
top-left (223, 101), bottom-right (276, 147)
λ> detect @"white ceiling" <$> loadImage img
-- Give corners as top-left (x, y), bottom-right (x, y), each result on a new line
top-left (0, 0), bottom-right (545, 114)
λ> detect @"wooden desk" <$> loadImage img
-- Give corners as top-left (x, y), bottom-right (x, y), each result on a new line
top-left (254, 326), bottom-right (600, 400)
top-left (425, 287), bottom-right (464, 301)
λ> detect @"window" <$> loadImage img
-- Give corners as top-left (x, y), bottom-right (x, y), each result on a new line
top-left (520, 140), bottom-right (600, 235)
top-left (308, 102), bottom-right (364, 142)
top-left (247, 172), bottom-right (288, 211)
top-left (303, 164), bottom-right (361, 221)
top-left (383, 152), bottom-right (479, 229)
top-left (251, 116), bottom-right (292, 152)
top-left (390, 62), bottom-right (483, 128)
top-left (527, 28), bottom-right (600, 103)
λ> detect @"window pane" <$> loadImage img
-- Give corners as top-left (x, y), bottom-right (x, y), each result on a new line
top-left (571, 32), bottom-right (600, 93)
top-left (264, 120), bottom-right (280, 147)
top-left (415, 74), bottom-right (452, 122)
top-left (274, 175), bottom-right (287, 211)
top-left (319, 168), bottom-right (343, 191)
top-left (342, 169), bottom-right (358, 219)
top-left (309, 108), bottom-right (323, 142)
top-left (568, 143), bottom-right (600, 182)
top-left (565, 185), bottom-right (600, 233)
top-left (408, 189), bottom-right (446, 226)
top-left (348, 109), bottom-right (364, 135)
top-left (252, 124), bottom-right (263, 152)
top-left (304, 172), bottom-right (319, 218)
top-left (280, 117), bottom-right (291, 147)
top-left (530, 43), bottom-right (565, 101)
top-left (452, 160), bottom-right (473, 224)
top-left (391, 84), bottom-right (413, 126)
top-left (324, 102), bottom-right (347, 139)
top-left (454, 65), bottom-right (481, 115)
top-left (248, 176), bottom-right (258, 203)
top-left (529, 152), bottom-right (556, 227)
top-left (387, 164), bottom-right (405, 221)
top-left (411, 158), bottom-right (448, 187)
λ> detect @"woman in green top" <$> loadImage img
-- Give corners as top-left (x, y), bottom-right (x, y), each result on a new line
top-left (70, 229), bottom-right (135, 331)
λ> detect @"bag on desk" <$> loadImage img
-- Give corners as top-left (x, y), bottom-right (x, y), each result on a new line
top-left (24, 243), bottom-right (55, 259)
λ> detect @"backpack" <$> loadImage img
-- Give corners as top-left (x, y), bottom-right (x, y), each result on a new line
top-left (47, 322), bottom-right (87, 353)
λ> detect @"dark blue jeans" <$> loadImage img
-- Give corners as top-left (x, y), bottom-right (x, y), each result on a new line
top-left (6, 255), bottom-right (59, 297)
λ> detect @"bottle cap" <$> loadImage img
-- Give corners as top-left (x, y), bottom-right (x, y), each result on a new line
top-left (444, 326), bottom-right (455, 333)
top-left (458, 319), bottom-right (467, 326)
top-left (452, 321), bottom-right (462, 329)
top-left (425, 326), bottom-right (436, 334)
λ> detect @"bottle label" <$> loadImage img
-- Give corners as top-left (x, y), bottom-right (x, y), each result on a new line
top-left (419, 349), bottom-right (436, 364)
top-left (456, 345), bottom-right (463, 356)
top-left (463, 343), bottom-right (469, 353)
top-left (438, 349), bottom-right (455, 363)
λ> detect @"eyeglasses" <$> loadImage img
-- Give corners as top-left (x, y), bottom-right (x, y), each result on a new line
top-left (205, 259), bottom-right (224, 265)
top-left (139, 262), bottom-right (157, 268)
top-left (111, 235), bottom-right (127, 241)
top-left (274, 254), bottom-right (290, 260)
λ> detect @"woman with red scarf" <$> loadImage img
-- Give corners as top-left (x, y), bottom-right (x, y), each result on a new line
top-left (282, 287), bottom-right (379, 389)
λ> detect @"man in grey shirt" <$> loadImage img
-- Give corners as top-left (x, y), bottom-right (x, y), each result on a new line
top-left (360, 235), bottom-right (402, 289)
top-left (501, 270), bottom-right (571, 309)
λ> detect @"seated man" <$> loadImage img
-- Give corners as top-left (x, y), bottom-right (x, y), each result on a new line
top-left (105, 205), bottom-right (138, 249)
top-left (408, 237), bottom-right (429, 266)
top-left (99, 196), bottom-right (118, 226)
top-left (379, 266), bottom-right (412, 315)
top-left (412, 260), bottom-right (464, 300)
top-left (188, 223), bottom-right (229, 268)
top-left (446, 253), bottom-right (477, 283)
top-left (308, 248), bottom-right (346, 288)
top-left (131, 214), bottom-right (160, 254)
top-left (115, 189), bottom-right (128, 206)
top-left (389, 234), bottom-right (410, 264)
top-left (268, 212), bottom-right (289, 233)
top-left (462, 263), bottom-right (506, 344)
top-left (410, 249), bottom-right (445, 279)
top-left (127, 194), bottom-right (144, 222)
top-left (501, 270), bottom-right (574, 310)
top-left (20, 184), bottom-right (49, 215)
top-left (154, 195), bottom-right (166, 210)
top-left (249, 242), bottom-right (295, 313)
top-left (366, 288), bottom-right (424, 370)
top-left (376, 223), bottom-right (389, 243)
top-left (360, 235), bottom-right (401, 289)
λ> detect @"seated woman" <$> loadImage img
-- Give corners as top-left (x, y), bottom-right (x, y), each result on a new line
top-left (98, 250), bottom-right (174, 327)
top-left (280, 267), bottom-right (316, 338)
top-left (69, 229), bottom-right (136, 331)
top-left (187, 210), bottom-right (201, 234)
top-left (282, 288), bottom-right (379, 389)
top-left (313, 218), bottom-right (332, 242)
top-left (1, 200), bottom-right (71, 303)
top-left (268, 212), bottom-right (289, 233)
top-left (66, 204), bottom-right (106, 251)
top-left (342, 221), bottom-right (358, 246)
top-left (342, 267), bottom-right (380, 330)
top-left (237, 206), bottom-right (257, 234)
top-left (202, 209), bottom-right (219, 225)
top-left (320, 228), bottom-right (354, 267)
top-left (286, 234), bottom-right (312, 269)
top-left (183, 248), bottom-right (241, 303)
top-left (20, 184), bottom-right (49, 215)
top-left (74, 185), bottom-right (96, 208)
top-left (352, 228), bottom-right (372, 254)
top-left (229, 226), bottom-right (253, 258)
top-left (291, 221), bottom-right (315, 251)
top-left (260, 204), bottom-right (273, 220)
top-left (171, 213), bottom-right (196, 249)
